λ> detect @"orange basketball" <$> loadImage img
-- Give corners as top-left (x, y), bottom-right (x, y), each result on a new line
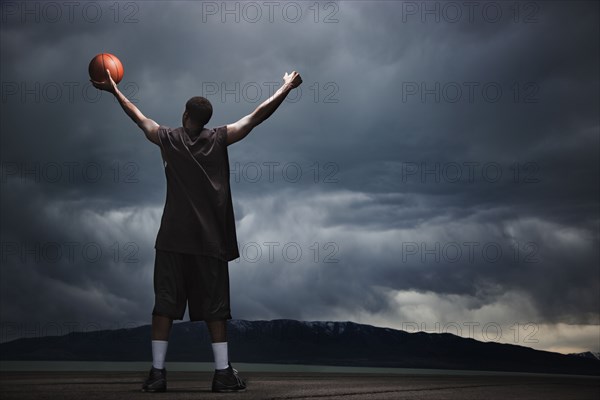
top-left (88, 53), bottom-right (124, 84)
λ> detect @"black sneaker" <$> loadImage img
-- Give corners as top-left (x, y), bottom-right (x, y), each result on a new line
top-left (141, 366), bottom-right (167, 392)
top-left (212, 363), bottom-right (246, 392)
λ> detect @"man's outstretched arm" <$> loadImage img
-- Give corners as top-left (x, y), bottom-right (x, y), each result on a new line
top-left (226, 71), bottom-right (302, 145)
top-left (90, 69), bottom-right (160, 146)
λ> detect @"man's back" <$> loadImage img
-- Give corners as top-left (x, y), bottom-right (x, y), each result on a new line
top-left (154, 125), bottom-right (239, 261)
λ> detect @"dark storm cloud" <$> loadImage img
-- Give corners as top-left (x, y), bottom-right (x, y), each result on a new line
top-left (1, 1), bottom-right (598, 351)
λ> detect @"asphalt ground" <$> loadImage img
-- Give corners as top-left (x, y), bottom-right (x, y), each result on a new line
top-left (1, 371), bottom-right (599, 400)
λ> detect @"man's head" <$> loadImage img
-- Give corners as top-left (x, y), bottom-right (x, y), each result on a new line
top-left (183, 96), bottom-right (213, 129)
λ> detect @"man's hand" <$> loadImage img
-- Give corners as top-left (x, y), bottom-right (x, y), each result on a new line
top-left (226, 70), bottom-right (302, 145)
top-left (283, 71), bottom-right (302, 89)
top-left (90, 69), bottom-right (117, 94)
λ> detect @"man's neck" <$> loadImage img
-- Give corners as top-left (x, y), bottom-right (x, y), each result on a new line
top-left (184, 126), bottom-right (204, 137)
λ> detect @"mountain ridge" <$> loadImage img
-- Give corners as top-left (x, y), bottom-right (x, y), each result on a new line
top-left (1, 319), bottom-right (598, 376)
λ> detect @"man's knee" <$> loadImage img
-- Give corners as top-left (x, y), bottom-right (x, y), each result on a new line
top-left (153, 313), bottom-right (174, 322)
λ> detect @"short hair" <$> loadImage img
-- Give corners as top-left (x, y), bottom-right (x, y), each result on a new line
top-left (185, 96), bottom-right (213, 126)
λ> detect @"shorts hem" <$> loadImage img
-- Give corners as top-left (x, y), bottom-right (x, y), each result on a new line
top-left (152, 310), bottom-right (184, 321)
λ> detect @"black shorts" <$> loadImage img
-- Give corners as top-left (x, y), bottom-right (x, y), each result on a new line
top-left (152, 250), bottom-right (232, 322)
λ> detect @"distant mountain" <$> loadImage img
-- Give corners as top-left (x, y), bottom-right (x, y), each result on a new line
top-left (1, 319), bottom-right (598, 376)
top-left (569, 351), bottom-right (600, 361)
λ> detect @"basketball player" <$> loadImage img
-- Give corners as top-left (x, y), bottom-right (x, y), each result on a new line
top-left (91, 68), bottom-right (302, 393)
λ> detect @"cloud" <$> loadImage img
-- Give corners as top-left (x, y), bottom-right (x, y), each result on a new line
top-left (1, 1), bottom-right (598, 352)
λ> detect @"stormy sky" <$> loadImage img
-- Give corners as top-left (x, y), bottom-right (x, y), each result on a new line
top-left (1, 1), bottom-right (598, 354)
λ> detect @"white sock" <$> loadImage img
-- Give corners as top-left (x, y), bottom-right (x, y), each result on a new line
top-left (211, 342), bottom-right (229, 370)
top-left (152, 340), bottom-right (168, 370)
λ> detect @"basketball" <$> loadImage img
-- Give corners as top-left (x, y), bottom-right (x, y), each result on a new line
top-left (88, 53), bottom-right (124, 84)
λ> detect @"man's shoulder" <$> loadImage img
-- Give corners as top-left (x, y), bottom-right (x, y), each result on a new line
top-left (204, 125), bottom-right (226, 134)
top-left (157, 125), bottom-right (174, 135)
top-left (207, 125), bottom-right (228, 144)
top-left (158, 126), bottom-right (184, 139)
top-left (164, 125), bottom-right (182, 133)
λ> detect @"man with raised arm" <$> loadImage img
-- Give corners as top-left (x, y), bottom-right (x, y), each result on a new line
top-left (91, 69), bottom-right (302, 393)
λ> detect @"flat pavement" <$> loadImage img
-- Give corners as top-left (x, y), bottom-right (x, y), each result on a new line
top-left (1, 371), bottom-right (599, 400)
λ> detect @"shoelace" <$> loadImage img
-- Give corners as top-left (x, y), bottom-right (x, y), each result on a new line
top-left (231, 368), bottom-right (245, 386)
